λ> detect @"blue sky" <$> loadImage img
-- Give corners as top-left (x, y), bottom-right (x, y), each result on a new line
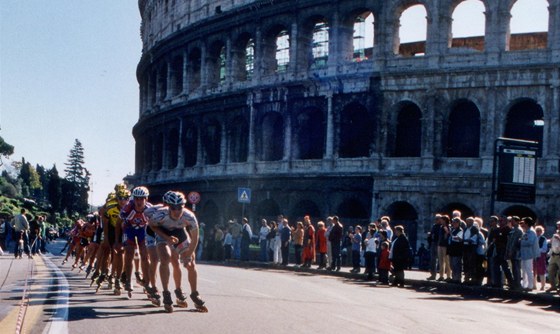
top-left (0, 0), bottom-right (548, 206)
top-left (1, 1), bottom-right (141, 205)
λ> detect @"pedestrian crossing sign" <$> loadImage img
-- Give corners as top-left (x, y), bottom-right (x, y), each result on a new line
top-left (238, 187), bottom-right (251, 203)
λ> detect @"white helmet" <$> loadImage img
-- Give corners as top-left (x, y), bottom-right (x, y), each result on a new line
top-left (163, 191), bottom-right (186, 206)
top-left (132, 186), bottom-right (150, 198)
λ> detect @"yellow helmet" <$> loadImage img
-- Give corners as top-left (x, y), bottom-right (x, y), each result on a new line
top-left (114, 183), bottom-right (130, 199)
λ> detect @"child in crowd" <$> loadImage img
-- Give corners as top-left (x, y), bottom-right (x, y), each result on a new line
top-left (377, 241), bottom-right (391, 285)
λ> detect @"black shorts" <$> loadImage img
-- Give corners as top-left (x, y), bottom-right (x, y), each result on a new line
top-left (107, 224), bottom-right (116, 245)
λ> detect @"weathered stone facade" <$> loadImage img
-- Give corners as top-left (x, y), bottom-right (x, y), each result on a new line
top-left (132, 0), bottom-right (560, 248)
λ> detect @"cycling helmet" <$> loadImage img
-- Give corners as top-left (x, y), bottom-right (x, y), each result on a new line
top-left (116, 187), bottom-right (131, 199)
top-left (162, 191), bottom-right (186, 206)
top-left (132, 186), bottom-right (150, 198)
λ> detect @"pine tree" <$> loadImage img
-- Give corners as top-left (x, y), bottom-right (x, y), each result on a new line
top-left (47, 165), bottom-right (62, 213)
top-left (63, 139), bottom-right (90, 215)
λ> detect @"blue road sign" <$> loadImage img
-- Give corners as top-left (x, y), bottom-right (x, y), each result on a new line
top-left (238, 187), bottom-right (251, 204)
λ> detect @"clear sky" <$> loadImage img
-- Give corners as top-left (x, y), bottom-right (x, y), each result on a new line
top-left (0, 0), bottom-right (548, 206)
top-left (1, 1), bottom-right (141, 205)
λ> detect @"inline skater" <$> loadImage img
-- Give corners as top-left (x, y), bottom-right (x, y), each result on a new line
top-left (94, 184), bottom-right (129, 294)
top-left (120, 186), bottom-right (152, 298)
top-left (146, 191), bottom-right (207, 313)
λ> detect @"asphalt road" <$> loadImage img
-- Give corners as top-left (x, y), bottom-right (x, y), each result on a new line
top-left (1, 240), bottom-right (559, 334)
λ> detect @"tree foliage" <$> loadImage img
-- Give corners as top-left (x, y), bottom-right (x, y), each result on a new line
top-left (63, 139), bottom-right (90, 215)
top-left (0, 136), bottom-right (14, 166)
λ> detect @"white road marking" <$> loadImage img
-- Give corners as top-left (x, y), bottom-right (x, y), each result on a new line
top-left (41, 256), bottom-right (69, 334)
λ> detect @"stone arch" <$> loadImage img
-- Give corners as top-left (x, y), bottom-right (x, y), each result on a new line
top-left (187, 47), bottom-right (202, 91)
top-left (384, 201), bottom-right (419, 249)
top-left (258, 112), bottom-right (284, 161)
top-left (445, 99), bottom-right (481, 157)
top-left (339, 102), bottom-right (373, 158)
top-left (389, 101), bottom-right (422, 157)
top-left (344, 9), bottom-right (375, 61)
top-left (182, 121), bottom-right (198, 168)
top-left (226, 200), bottom-right (244, 221)
top-left (449, 0), bottom-right (486, 51)
top-left (504, 98), bottom-right (544, 154)
top-left (202, 118), bottom-right (221, 165)
top-left (336, 198), bottom-right (369, 219)
top-left (157, 62), bottom-right (168, 100)
top-left (153, 132), bottom-right (164, 171)
top-left (298, 15), bottom-right (330, 69)
top-left (256, 199), bottom-right (281, 222)
top-left (290, 199), bottom-right (321, 221)
top-left (227, 115), bottom-right (249, 163)
top-left (508, 0), bottom-right (548, 51)
top-left (262, 24), bottom-right (290, 75)
top-left (232, 32), bottom-right (254, 82)
top-left (395, 2), bottom-right (428, 56)
top-left (170, 54), bottom-right (184, 96)
top-left (199, 200), bottom-right (220, 228)
top-left (502, 205), bottom-right (537, 221)
top-left (207, 40), bottom-right (226, 87)
top-left (166, 127), bottom-right (179, 169)
top-left (438, 202), bottom-right (475, 219)
top-left (293, 107), bottom-right (325, 160)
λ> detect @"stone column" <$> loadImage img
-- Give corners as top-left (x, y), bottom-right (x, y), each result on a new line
top-left (283, 111), bottom-right (292, 161)
top-left (247, 93), bottom-right (256, 163)
top-left (225, 37), bottom-right (233, 86)
top-left (196, 118), bottom-right (203, 167)
top-left (290, 21), bottom-right (299, 75)
top-left (254, 27), bottom-right (263, 83)
top-left (220, 121), bottom-right (227, 164)
top-left (325, 92), bottom-right (334, 159)
top-left (166, 59), bottom-right (173, 99)
top-left (200, 44), bottom-right (208, 90)
top-left (177, 118), bottom-right (185, 169)
top-left (549, 0), bottom-right (560, 60)
top-left (182, 50), bottom-right (189, 95)
top-left (327, 12), bottom-right (340, 74)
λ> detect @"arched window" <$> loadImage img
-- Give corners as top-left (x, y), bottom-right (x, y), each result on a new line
top-left (259, 112), bottom-right (284, 161)
top-left (171, 56), bottom-right (183, 96)
top-left (339, 103), bottom-right (373, 158)
top-left (397, 5), bottom-right (427, 56)
top-left (166, 128), bottom-right (179, 169)
top-left (393, 103), bottom-right (422, 157)
top-left (504, 100), bottom-right (544, 153)
top-left (182, 122), bottom-right (198, 168)
top-left (353, 11), bottom-right (374, 61)
top-left (276, 30), bottom-right (290, 73)
top-left (203, 120), bottom-right (221, 165)
top-left (245, 38), bottom-right (255, 80)
top-left (188, 48), bottom-right (201, 91)
top-left (294, 108), bottom-right (325, 160)
top-left (509, 0), bottom-right (548, 51)
top-left (312, 21), bottom-right (329, 68)
top-left (219, 46), bottom-right (226, 84)
top-left (450, 0), bottom-right (485, 51)
top-left (446, 100), bottom-right (480, 157)
top-left (228, 116), bottom-right (248, 163)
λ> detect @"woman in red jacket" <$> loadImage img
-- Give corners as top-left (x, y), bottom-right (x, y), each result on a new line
top-left (316, 221), bottom-right (328, 269)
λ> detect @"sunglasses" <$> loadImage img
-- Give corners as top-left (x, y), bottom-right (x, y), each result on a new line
top-left (170, 205), bottom-right (184, 211)
top-left (117, 197), bottom-right (129, 201)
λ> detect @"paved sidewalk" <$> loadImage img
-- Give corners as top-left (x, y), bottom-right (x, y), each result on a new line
top-left (208, 259), bottom-right (560, 306)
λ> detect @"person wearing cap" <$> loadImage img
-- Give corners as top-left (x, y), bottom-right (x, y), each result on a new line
top-left (505, 216), bottom-right (523, 290)
top-left (546, 221), bottom-right (560, 293)
top-left (448, 217), bottom-right (464, 283)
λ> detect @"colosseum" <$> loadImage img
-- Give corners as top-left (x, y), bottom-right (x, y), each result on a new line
top-left (131, 0), bottom-right (560, 248)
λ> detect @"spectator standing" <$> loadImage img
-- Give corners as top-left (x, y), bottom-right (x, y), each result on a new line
top-left (258, 219), bottom-right (270, 262)
top-left (240, 218), bottom-right (252, 261)
top-left (437, 215), bottom-right (451, 281)
top-left (462, 217), bottom-right (479, 284)
top-left (301, 215), bottom-right (316, 268)
top-left (230, 219), bottom-right (242, 260)
top-left (546, 221), bottom-right (560, 293)
top-left (427, 214), bottom-right (442, 280)
top-left (280, 218), bottom-right (291, 265)
top-left (325, 217), bottom-right (333, 269)
top-left (519, 217), bottom-right (539, 290)
top-left (0, 216), bottom-right (7, 254)
top-left (197, 223), bottom-right (205, 260)
top-left (448, 217), bottom-right (464, 283)
top-left (377, 241), bottom-right (391, 285)
top-left (389, 225), bottom-right (411, 287)
top-left (364, 223), bottom-right (378, 280)
top-left (223, 228), bottom-right (233, 260)
top-left (350, 225), bottom-right (362, 273)
top-left (214, 225), bottom-right (224, 261)
top-left (506, 216), bottom-right (523, 290)
top-left (12, 209), bottom-right (32, 259)
top-left (533, 225), bottom-right (547, 291)
top-left (316, 221), bottom-right (327, 269)
top-left (292, 221), bottom-right (304, 265)
top-left (328, 216), bottom-right (343, 271)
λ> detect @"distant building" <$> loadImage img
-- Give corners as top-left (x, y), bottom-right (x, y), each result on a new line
top-left (131, 0), bottom-right (560, 248)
